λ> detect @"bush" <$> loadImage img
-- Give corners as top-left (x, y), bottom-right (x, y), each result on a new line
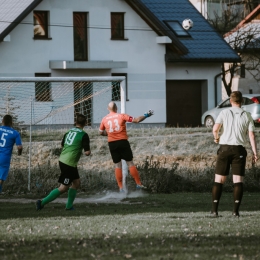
top-left (3, 156), bottom-right (260, 195)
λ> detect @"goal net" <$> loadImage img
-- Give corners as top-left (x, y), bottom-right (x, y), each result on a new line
top-left (0, 77), bottom-right (125, 128)
top-left (0, 76), bottom-right (127, 191)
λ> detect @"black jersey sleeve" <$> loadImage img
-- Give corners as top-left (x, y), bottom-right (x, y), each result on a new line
top-left (82, 133), bottom-right (90, 151)
top-left (61, 134), bottom-right (66, 147)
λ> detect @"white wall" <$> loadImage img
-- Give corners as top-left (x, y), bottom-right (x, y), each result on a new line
top-left (0, 0), bottom-right (166, 125)
top-left (166, 63), bottom-right (222, 110)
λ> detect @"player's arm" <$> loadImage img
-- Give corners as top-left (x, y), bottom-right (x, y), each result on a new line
top-left (213, 112), bottom-right (223, 143)
top-left (15, 133), bottom-right (23, 155)
top-left (212, 123), bottom-right (222, 143)
top-left (246, 113), bottom-right (258, 163)
top-left (132, 109), bottom-right (154, 123)
top-left (82, 133), bottom-right (91, 156)
top-left (249, 131), bottom-right (258, 163)
top-left (61, 134), bottom-right (66, 147)
top-left (99, 129), bottom-right (107, 136)
top-left (17, 145), bottom-right (23, 155)
top-left (99, 120), bottom-right (107, 136)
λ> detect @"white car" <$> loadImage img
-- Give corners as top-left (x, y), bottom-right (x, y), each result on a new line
top-left (202, 94), bottom-right (260, 128)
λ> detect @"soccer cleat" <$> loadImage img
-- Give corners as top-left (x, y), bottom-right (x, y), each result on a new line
top-left (119, 188), bottom-right (125, 193)
top-left (232, 212), bottom-right (240, 218)
top-left (208, 212), bottom-right (218, 218)
top-left (65, 207), bottom-right (75, 211)
top-left (36, 200), bottom-right (44, 211)
top-left (136, 184), bottom-right (146, 190)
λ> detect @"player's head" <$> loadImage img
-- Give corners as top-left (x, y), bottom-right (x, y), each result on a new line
top-left (2, 115), bottom-right (13, 127)
top-left (75, 114), bottom-right (87, 127)
top-left (230, 91), bottom-right (243, 104)
top-left (108, 102), bottom-right (117, 112)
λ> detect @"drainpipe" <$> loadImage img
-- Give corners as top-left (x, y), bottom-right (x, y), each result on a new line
top-left (214, 72), bottom-right (222, 106)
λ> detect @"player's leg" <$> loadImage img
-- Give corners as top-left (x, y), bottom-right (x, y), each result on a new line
top-left (0, 180), bottom-right (3, 193)
top-left (108, 141), bottom-right (123, 191)
top-left (0, 165), bottom-right (10, 194)
top-left (66, 169), bottom-right (81, 210)
top-left (125, 161), bottom-right (142, 186)
top-left (114, 161), bottom-right (123, 191)
top-left (231, 146), bottom-right (247, 217)
top-left (211, 146), bottom-right (230, 216)
top-left (40, 184), bottom-right (69, 208)
top-left (36, 161), bottom-right (71, 210)
top-left (232, 176), bottom-right (244, 217)
top-left (211, 174), bottom-right (226, 216)
top-left (118, 140), bottom-right (144, 188)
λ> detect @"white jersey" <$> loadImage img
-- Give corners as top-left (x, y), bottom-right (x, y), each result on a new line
top-left (215, 107), bottom-right (255, 147)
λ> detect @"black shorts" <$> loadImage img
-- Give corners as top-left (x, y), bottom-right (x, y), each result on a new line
top-left (58, 161), bottom-right (80, 186)
top-left (215, 145), bottom-right (247, 176)
top-left (108, 140), bottom-right (133, 163)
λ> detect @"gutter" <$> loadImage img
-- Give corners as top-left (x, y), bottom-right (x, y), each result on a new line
top-left (214, 72), bottom-right (222, 106)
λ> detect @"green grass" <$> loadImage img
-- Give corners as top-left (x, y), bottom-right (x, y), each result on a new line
top-left (1, 192), bottom-right (260, 259)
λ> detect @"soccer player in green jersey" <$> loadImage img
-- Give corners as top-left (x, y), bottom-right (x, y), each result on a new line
top-left (36, 114), bottom-right (91, 211)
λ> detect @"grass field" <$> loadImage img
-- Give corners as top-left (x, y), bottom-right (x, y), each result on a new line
top-left (1, 192), bottom-right (260, 260)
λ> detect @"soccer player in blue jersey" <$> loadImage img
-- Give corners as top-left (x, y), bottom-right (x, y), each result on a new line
top-left (0, 115), bottom-right (23, 193)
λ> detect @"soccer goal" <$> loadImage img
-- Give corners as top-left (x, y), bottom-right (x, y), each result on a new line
top-left (0, 76), bottom-right (126, 191)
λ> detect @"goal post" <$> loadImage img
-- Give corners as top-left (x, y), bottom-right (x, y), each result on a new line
top-left (0, 76), bottom-right (127, 191)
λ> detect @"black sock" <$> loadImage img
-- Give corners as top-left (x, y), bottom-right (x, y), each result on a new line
top-left (233, 182), bottom-right (243, 214)
top-left (212, 182), bottom-right (223, 213)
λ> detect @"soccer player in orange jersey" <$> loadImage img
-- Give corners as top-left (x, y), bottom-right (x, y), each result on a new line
top-left (99, 102), bottom-right (153, 192)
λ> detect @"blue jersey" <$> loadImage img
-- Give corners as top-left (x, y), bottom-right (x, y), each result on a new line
top-left (0, 126), bottom-right (22, 166)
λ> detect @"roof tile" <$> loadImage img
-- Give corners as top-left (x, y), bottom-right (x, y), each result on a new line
top-left (140, 0), bottom-right (240, 62)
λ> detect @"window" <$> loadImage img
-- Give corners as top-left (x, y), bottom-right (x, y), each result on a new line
top-left (74, 82), bottom-right (93, 126)
top-left (219, 99), bottom-right (231, 108)
top-left (111, 13), bottom-right (125, 39)
top-left (112, 73), bottom-right (128, 101)
top-left (33, 11), bottom-right (49, 38)
top-left (35, 73), bottom-right (52, 102)
top-left (73, 12), bottom-right (88, 61)
top-left (243, 97), bottom-right (254, 105)
top-left (164, 21), bottom-right (190, 37)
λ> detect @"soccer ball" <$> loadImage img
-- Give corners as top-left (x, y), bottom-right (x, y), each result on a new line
top-left (182, 19), bottom-right (193, 30)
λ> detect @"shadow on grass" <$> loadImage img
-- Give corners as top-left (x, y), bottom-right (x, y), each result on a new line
top-left (1, 232), bottom-right (260, 260)
top-left (1, 192), bottom-right (260, 220)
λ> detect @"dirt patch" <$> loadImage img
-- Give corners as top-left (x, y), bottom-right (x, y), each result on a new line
top-left (0, 191), bottom-right (147, 204)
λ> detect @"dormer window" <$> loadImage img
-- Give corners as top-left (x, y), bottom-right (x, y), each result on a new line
top-left (164, 21), bottom-right (190, 37)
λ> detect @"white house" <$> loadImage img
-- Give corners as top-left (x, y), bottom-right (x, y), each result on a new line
top-left (0, 0), bottom-right (240, 127)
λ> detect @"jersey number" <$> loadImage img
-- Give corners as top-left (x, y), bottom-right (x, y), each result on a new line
top-left (65, 132), bottom-right (77, 145)
top-left (0, 133), bottom-right (8, 147)
top-left (108, 119), bottom-right (120, 132)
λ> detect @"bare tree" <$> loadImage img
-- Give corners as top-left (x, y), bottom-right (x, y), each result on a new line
top-left (208, 0), bottom-right (260, 96)
top-left (0, 86), bottom-right (25, 134)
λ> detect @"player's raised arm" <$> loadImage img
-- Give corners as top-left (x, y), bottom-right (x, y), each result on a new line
top-left (132, 109), bottom-right (154, 123)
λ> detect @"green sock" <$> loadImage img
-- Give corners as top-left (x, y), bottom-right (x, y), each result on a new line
top-left (66, 188), bottom-right (77, 209)
top-left (42, 188), bottom-right (61, 206)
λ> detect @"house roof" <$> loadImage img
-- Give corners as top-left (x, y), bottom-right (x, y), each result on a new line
top-left (0, 0), bottom-right (240, 63)
top-left (130, 0), bottom-right (240, 63)
top-left (0, 0), bottom-right (42, 41)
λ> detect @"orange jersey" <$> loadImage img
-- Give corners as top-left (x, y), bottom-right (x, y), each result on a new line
top-left (99, 112), bottom-right (134, 142)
